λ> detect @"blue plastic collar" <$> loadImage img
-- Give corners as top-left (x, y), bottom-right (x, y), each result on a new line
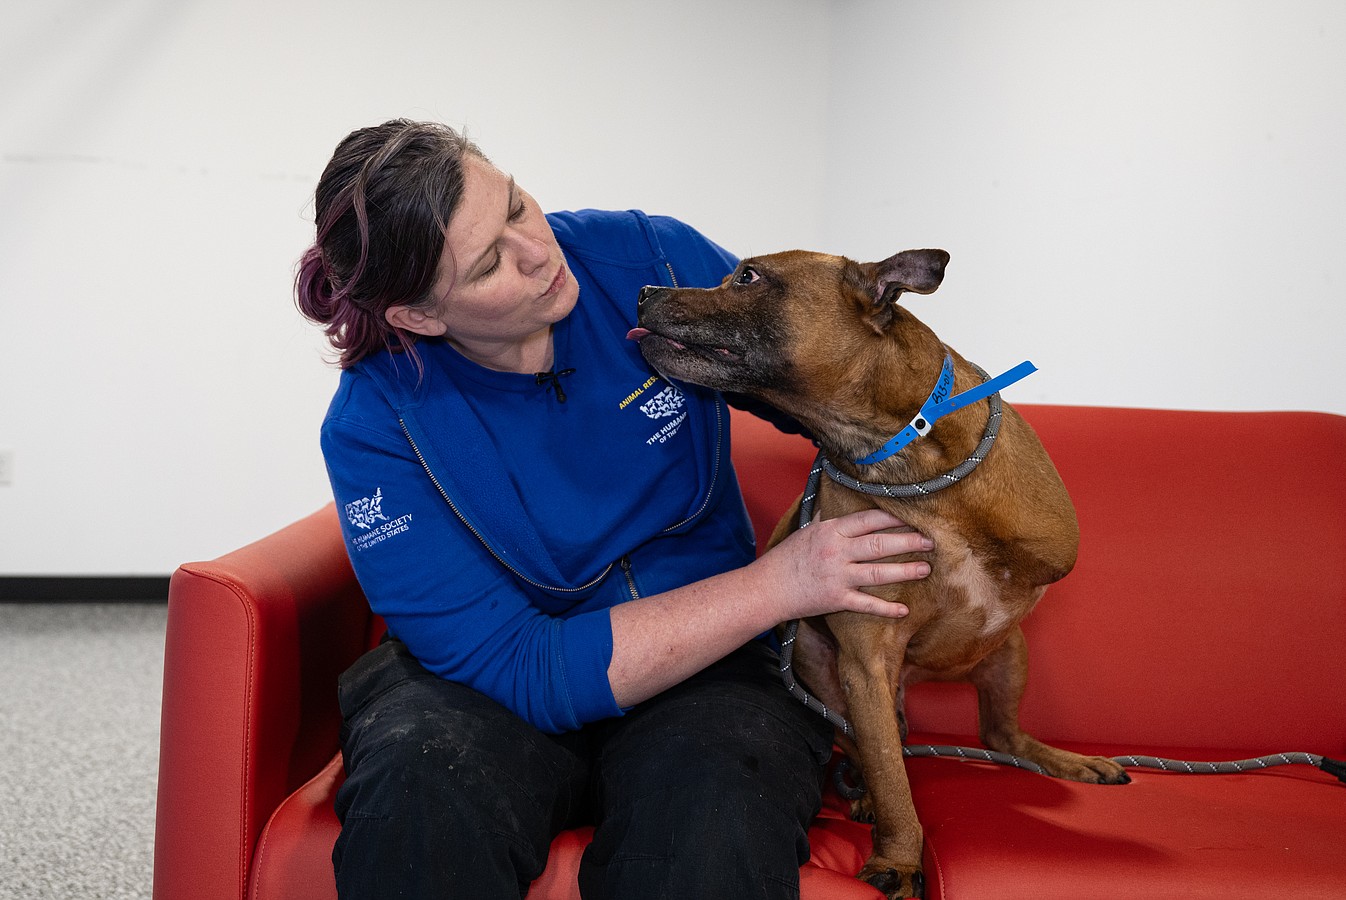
top-left (853, 354), bottom-right (1038, 466)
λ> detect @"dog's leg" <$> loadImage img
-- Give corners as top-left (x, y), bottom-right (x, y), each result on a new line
top-left (970, 626), bottom-right (1130, 784)
top-left (895, 678), bottom-right (909, 742)
top-left (832, 617), bottom-right (925, 899)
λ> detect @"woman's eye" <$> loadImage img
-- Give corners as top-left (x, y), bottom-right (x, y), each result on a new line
top-left (735, 267), bottom-right (759, 285)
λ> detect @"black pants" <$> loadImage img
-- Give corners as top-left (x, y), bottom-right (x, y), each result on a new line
top-left (332, 638), bottom-right (834, 900)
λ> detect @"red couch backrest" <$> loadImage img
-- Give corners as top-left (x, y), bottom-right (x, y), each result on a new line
top-left (728, 404), bottom-right (1346, 758)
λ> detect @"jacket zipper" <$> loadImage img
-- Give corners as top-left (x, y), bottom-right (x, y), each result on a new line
top-left (654, 259), bottom-right (724, 533)
top-left (659, 399), bottom-right (723, 534)
top-left (619, 555), bottom-right (640, 601)
top-left (399, 419), bottom-right (613, 595)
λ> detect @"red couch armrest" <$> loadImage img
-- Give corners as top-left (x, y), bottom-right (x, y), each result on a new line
top-left (153, 504), bottom-right (373, 900)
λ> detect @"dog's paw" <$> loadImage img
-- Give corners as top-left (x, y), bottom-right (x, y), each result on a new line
top-left (859, 863), bottom-right (924, 899)
top-left (1095, 757), bottom-right (1132, 784)
top-left (1067, 754), bottom-right (1131, 785)
top-left (1022, 746), bottom-right (1133, 785)
top-left (848, 793), bottom-right (876, 823)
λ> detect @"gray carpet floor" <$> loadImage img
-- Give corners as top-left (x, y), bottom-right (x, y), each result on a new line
top-left (0, 603), bottom-right (165, 900)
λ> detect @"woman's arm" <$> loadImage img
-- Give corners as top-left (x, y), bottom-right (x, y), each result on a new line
top-left (607, 508), bottom-right (931, 708)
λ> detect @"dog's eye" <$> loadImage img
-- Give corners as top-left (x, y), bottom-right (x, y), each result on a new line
top-left (735, 267), bottom-right (760, 285)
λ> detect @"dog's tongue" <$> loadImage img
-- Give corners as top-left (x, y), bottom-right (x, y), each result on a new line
top-left (626, 327), bottom-right (651, 341)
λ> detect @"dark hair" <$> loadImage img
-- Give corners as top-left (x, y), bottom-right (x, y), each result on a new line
top-left (295, 119), bottom-right (486, 368)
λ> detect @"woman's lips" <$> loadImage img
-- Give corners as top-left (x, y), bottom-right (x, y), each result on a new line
top-left (543, 264), bottom-right (567, 298)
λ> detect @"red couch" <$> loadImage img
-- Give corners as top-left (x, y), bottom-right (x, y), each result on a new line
top-left (154, 405), bottom-right (1346, 900)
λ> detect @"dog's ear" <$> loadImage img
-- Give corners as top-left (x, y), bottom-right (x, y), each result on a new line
top-left (872, 249), bottom-right (949, 304)
top-left (852, 249), bottom-right (950, 333)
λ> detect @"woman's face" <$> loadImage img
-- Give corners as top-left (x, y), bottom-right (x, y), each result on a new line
top-left (387, 155), bottom-right (578, 369)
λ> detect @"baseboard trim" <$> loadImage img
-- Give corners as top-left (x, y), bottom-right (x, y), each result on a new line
top-left (0, 576), bottom-right (170, 603)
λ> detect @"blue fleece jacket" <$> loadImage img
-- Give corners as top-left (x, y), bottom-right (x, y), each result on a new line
top-left (320, 209), bottom-right (753, 733)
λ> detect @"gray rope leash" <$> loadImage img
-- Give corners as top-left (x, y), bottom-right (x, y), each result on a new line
top-left (831, 748), bottom-right (1346, 800)
top-left (775, 365), bottom-right (1346, 791)
top-left (1111, 752), bottom-right (1344, 778)
top-left (902, 746), bottom-right (1344, 779)
top-left (780, 621), bottom-right (855, 739)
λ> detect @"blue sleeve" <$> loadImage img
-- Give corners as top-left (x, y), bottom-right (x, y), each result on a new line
top-left (320, 387), bottom-right (623, 733)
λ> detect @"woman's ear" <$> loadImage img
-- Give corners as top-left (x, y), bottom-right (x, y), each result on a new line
top-left (385, 304), bottom-right (449, 337)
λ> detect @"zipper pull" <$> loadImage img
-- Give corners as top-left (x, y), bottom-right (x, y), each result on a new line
top-left (619, 555), bottom-right (640, 601)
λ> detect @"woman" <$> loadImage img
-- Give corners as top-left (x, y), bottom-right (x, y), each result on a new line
top-left (296, 119), bottom-right (933, 899)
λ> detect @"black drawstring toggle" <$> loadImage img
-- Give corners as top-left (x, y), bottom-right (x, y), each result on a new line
top-left (535, 368), bottom-right (576, 403)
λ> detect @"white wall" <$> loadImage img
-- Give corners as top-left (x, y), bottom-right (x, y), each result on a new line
top-left (824, 1), bottom-right (1346, 413)
top-left (2, 0), bottom-right (1342, 575)
top-left (0, 0), bottom-right (831, 575)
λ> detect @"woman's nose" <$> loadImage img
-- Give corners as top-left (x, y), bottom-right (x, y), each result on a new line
top-left (514, 232), bottom-right (550, 273)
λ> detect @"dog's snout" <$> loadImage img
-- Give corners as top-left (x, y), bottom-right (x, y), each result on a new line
top-left (638, 285), bottom-right (665, 307)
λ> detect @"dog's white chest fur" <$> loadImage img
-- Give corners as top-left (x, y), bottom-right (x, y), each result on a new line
top-left (926, 523), bottom-right (1034, 640)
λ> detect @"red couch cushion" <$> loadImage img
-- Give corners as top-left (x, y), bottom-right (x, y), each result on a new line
top-left (908, 739), bottom-right (1346, 900)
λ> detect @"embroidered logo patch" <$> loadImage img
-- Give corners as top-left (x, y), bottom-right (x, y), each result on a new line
top-left (345, 488), bottom-right (389, 530)
top-left (344, 488), bottom-right (413, 552)
top-left (619, 378), bottom-right (689, 447)
top-left (641, 386), bottom-right (688, 445)
top-left (640, 386), bottom-right (685, 419)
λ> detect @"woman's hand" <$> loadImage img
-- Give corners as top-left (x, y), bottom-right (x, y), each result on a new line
top-left (751, 508), bottom-right (932, 621)
top-left (606, 508), bottom-right (931, 708)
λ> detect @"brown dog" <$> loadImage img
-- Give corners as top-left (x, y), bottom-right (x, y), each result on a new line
top-left (631, 249), bottom-right (1130, 899)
